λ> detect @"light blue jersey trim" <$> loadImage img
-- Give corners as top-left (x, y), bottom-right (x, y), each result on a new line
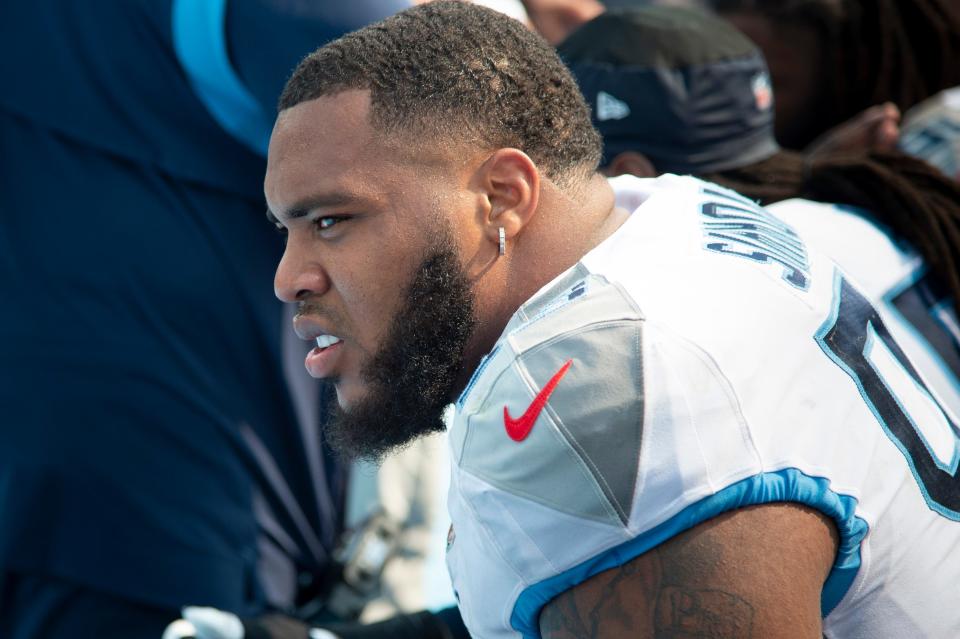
top-left (456, 344), bottom-right (501, 408)
top-left (509, 468), bottom-right (868, 639)
top-left (172, 0), bottom-right (271, 155)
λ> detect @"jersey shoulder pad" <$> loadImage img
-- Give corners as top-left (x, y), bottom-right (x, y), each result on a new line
top-left (452, 266), bottom-right (644, 528)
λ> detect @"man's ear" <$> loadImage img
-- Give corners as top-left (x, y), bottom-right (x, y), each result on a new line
top-left (474, 148), bottom-right (540, 252)
top-left (606, 151), bottom-right (657, 178)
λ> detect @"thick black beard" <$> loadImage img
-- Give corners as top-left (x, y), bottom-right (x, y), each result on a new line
top-left (322, 246), bottom-right (477, 462)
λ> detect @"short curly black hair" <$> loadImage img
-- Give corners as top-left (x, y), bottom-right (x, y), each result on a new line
top-left (278, 1), bottom-right (602, 187)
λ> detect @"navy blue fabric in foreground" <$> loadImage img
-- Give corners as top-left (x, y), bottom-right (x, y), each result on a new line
top-left (0, 0), bottom-right (403, 625)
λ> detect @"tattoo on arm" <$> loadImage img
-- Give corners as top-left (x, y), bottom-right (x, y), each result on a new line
top-left (654, 586), bottom-right (755, 638)
top-left (539, 545), bottom-right (756, 639)
top-left (539, 555), bottom-right (649, 638)
top-left (539, 504), bottom-right (836, 639)
top-left (538, 587), bottom-right (591, 638)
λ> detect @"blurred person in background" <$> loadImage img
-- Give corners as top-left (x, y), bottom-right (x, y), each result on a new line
top-left (710, 0), bottom-right (960, 151)
top-left (520, 0), bottom-right (910, 159)
top-left (517, 0), bottom-right (709, 45)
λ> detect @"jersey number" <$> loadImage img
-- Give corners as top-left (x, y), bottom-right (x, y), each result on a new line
top-left (817, 274), bottom-right (960, 520)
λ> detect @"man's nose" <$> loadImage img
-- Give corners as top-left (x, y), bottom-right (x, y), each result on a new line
top-left (274, 239), bottom-right (330, 303)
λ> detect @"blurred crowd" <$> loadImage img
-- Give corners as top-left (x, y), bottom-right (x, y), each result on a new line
top-left (1, 1), bottom-right (958, 638)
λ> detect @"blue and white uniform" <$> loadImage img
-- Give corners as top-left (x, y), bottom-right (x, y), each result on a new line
top-left (445, 174), bottom-right (960, 638)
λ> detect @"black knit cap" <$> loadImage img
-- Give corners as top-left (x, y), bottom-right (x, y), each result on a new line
top-left (559, 5), bottom-right (779, 174)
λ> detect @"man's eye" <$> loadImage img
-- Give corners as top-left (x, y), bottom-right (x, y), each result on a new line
top-left (316, 216), bottom-right (344, 231)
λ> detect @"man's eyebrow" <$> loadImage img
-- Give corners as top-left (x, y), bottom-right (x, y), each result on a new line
top-left (267, 192), bottom-right (369, 224)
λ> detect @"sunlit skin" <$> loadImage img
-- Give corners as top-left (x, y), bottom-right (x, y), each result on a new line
top-left (266, 89), bottom-right (626, 409)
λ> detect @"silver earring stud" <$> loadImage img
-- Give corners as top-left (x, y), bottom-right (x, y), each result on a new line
top-left (498, 227), bottom-right (506, 256)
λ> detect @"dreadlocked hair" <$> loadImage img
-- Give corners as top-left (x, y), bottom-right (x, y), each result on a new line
top-left (704, 149), bottom-right (960, 316)
top-left (712, 0), bottom-right (960, 148)
top-left (278, 1), bottom-right (602, 188)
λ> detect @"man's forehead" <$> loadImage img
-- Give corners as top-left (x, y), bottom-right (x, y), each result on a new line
top-left (265, 90), bottom-right (376, 207)
top-left (265, 88), bottom-right (480, 215)
top-left (270, 89), bottom-right (374, 161)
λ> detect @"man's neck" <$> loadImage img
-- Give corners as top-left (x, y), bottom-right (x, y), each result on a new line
top-left (455, 173), bottom-right (628, 394)
top-left (514, 172), bottom-right (627, 300)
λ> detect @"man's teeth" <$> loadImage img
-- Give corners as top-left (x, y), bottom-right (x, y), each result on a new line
top-left (315, 335), bottom-right (342, 349)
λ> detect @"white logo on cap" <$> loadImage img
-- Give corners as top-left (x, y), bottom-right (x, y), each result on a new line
top-left (597, 91), bottom-right (630, 121)
top-left (752, 72), bottom-right (772, 111)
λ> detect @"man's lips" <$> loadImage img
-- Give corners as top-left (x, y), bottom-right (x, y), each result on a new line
top-left (293, 315), bottom-right (345, 379)
top-left (305, 340), bottom-right (344, 379)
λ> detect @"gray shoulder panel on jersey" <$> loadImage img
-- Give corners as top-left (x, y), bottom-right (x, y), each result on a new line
top-left (520, 321), bottom-right (644, 524)
top-left (459, 276), bottom-right (644, 526)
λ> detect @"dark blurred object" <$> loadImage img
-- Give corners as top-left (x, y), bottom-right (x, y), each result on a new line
top-left (561, 5), bottom-right (779, 174)
top-left (602, 0), bottom-right (708, 8)
top-left (161, 605), bottom-right (468, 639)
top-left (0, 1), bottom-right (406, 636)
top-left (256, 608), bottom-right (468, 639)
top-left (294, 510), bottom-right (401, 624)
top-left (711, 0), bottom-right (960, 150)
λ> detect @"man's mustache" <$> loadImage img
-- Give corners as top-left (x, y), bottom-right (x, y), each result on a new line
top-left (294, 301), bottom-right (345, 325)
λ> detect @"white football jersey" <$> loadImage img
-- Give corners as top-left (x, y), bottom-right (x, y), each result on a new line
top-left (445, 174), bottom-right (960, 638)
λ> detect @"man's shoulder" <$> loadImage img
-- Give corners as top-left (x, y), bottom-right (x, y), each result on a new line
top-left (451, 268), bottom-right (645, 527)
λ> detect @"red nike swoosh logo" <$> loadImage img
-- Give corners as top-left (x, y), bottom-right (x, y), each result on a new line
top-left (503, 359), bottom-right (573, 442)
